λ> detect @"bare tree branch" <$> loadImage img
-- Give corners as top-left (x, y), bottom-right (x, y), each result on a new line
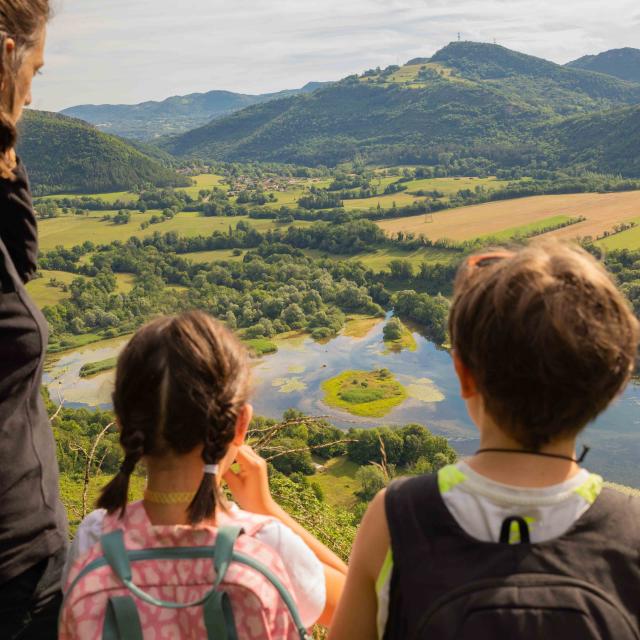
top-left (81, 422), bottom-right (115, 517)
top-left (261, 438), bottom-right (357, 462)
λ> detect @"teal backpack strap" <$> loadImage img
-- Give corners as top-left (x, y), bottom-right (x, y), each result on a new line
top-left (101, 530), bottom-right (132, 583)
top-left (102, 596), bottom-right (143, 640)
top-left (201, 526), bottom-right (243, 640)
top-left (213, 526), bottom-right (243, 586)
top-left (203, 591), bottom-right (237, 640)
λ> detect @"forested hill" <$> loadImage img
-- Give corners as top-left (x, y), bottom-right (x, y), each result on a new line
top-left (61, 82), bottom-right (327, 140)
top-left (161, 42), bottom-right (640, 174)
top-left (567, 48), bottom-right (640, 84)
top-left (543, 105), bottom-right (640, 176)
top-left (18, 110), bottom-right (189, 195)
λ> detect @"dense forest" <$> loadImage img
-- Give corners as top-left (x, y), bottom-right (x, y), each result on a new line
top-left (18, 110), bottom-right (189, 195)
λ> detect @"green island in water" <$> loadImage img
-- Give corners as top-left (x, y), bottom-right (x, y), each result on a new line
top-left (78, 357), bottom-right (118, 378)
top-left (322, 368), bottom-right (408, 417)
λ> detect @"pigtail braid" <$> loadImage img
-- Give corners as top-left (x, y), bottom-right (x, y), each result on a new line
top-left (187, 400), bottom-right (237, 524)
top-left (97, 429), bottom-right (145, 518)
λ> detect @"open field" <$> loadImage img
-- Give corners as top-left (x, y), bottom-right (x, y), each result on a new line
top-left (26, 269), bottom-right (79, 306)
top-left (38, 212), bottom-right (299, 250)
top-left (40, 174), bottom-right (227, 205)
top-left (39, 190), bottom-right (137, 204)
top-left (304, 247), bottom-right (459, 271)
top-left (377, 191), bottom-right (640, 243)
top-left (26, 270), bottom-right (136, 307)
top-left (177, 173), bottom-right (227, 198)
top-left (479, 215), bottom-right (575, 241)
top-left (597, 220), bottom-right (640, 250)
top-left (182, 249), bottom-right (246, 264)
top-left (311, 456), bottom-right (360, 509)
top-left (342, 176), bottom-right (511, 211)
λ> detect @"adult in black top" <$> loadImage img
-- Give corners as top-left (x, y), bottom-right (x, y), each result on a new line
top-left (0, 4), bottom-right (69, 638)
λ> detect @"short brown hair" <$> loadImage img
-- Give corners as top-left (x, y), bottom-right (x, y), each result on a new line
top-left (97, 311), bottom-right (250, 523)
top-left (449, 240), bottom-right (639, 449)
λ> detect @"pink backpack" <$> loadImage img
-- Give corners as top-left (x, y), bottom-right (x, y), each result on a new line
top-left (60, 501), bottom-right (311, 639)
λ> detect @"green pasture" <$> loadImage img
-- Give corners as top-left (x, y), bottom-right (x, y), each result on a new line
top-left (341, 176), bottom-right (510, 211)
top-left (39, 190), bottom-right (137, 204)
top-left (597, 221), bottom-right (640, 250)
top-left (182, 249), bottom-right (246, 264)
top-left (479, 215), bottom-right (574, 242)
top-left (311, 456), bottom-right (360, 509)
top-left (26, 269), bottom-right (80, 307)
top-left (27, 270), bottom-right (135, 308)
top-left (303, 246), bottom-right (459, 271)
top-left (177, 173), bottom-right (227, 198)
top-left (38, 212), bottom-right (296, 250)
top-left (353, 248), bottom-right (460, 271)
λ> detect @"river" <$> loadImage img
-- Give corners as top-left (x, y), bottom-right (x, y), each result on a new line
top-left (45, 318), bottom-right (640, 487)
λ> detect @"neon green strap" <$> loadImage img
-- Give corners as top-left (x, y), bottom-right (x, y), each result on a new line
top-left (102, 596), bottom-right (143, 640)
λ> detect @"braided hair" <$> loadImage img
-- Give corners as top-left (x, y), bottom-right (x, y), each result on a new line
top-left (97, 312), bottom-right (250, 523)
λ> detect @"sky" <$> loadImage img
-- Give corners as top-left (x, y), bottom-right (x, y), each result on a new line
top-left (34, 0), bottom-right (640, 112)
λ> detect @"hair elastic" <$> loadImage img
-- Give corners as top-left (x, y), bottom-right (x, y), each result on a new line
top-left (204, 464), bottom-right (219, 476)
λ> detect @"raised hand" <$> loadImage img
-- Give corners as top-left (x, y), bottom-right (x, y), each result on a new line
top-left (223, 445), bottom-right (276, 516)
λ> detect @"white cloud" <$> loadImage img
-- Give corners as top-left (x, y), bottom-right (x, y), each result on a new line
top-left (34, 0), bottom-right (640, 111)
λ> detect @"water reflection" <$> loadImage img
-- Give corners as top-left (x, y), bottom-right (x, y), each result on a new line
top-left (44, 319), bottom-right (640, 486)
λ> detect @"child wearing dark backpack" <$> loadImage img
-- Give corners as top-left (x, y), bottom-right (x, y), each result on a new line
top-left (60, 311), bottom-right (346, 639)
top-left (330, 241), bottom-right (640, 640)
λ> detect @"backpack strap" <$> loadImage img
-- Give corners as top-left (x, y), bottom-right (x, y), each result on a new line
top-left (102, 596), bottom-right (143, 640)
top-left (499, 516), bottom-right (531, 544)
top-left (98, 526), bottom-right (311, 640)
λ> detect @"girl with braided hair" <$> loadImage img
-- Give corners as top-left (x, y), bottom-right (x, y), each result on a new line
top-left (62, 310), bottom-right (347, 632)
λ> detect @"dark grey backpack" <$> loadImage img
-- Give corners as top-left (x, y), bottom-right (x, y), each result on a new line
top-left (384, 474), bottom-right (640, 640)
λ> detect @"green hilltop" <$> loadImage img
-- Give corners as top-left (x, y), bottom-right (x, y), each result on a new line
top-left (18, 110), bottom-right (189, 195)
top-left (160, 42), bottom-right (640, 176)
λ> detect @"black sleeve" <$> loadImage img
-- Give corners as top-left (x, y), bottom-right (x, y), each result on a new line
top-left (0, 158), bottom-right (38, 284)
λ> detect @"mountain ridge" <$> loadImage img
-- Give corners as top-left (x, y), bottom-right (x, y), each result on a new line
top-left (160, 41), bottom-right (640, 175)
top-left (61, 82), bottom-right (328, 140)
top-left (566, 48), bottom-right (640, 83)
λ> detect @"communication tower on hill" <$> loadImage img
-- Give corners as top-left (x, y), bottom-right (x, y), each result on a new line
top-left (457, 32), bottom-right (461, 42)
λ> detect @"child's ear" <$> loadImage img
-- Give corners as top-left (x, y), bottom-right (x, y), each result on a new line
top-left (452, 352), bottom-right (478, 399)
top-left (232, 404), bottom-right (253, 446)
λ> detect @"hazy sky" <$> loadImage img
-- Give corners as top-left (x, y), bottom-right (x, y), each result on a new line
top-left (34, 0), bottom-right (640, 111)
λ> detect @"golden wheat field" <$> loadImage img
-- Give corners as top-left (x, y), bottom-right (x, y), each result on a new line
top-left (377, 191), bottom-right (640, 243)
